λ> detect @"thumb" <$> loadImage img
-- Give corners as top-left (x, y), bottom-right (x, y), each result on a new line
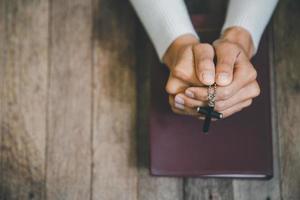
top-left (193, 43), bottom-right (215, 86)
top-left (214, 41), bottom-right (240, 86)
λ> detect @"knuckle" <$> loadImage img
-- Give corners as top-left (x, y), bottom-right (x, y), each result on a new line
top-left (165, 78), bottom-right (180, 95)
top-left (185, 99), bottom-right (199, 108)
top-left (192, 43), bottom-right (201, 51)
top-left (218, 60), bottom-right (233, 69)
top-left (212, 39), bottom-right (223, 47)
top-left (247, 81), bottom-right (261, 98)
top-left (179, 45), bottom-right (191, 55)
top-left (214, 101), bottom-right (225, 112)
top-left (198, 58), bottom-right (213, 69)
top-left (194, 89), bottom-right (207, 100)
top-left (218, 56), bottom-right (232, 64)
top-left (165, 83), bottom-right (172, 94)
top-left (202, 43), bottom-right (214, 52)
top-left (183, 99), bottom-right (192, 107)
top-left (195, 43), bottom-right (213, 50)
top-left (173, 68), bottom-right (188, 80)
top-left (194, 43), bottom-right (214, 57)
top-left (253, 82), bottom-right (261, 97)
top-left (248, 66), bottom-right (258, 80)
top-left (217, 41), bottom-right (235, 50)
top-left (219, 88), bottom-right (232, 100)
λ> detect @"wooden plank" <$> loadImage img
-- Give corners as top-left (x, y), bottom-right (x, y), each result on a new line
top-left (91, 0), bottom-right (138, 199)
top-left (46, 0), bottom-right (92, 199)
top-left (273, 0), bottom-right (300, 199)
top-left (184, 179), bottom-right (233, 200)
top-left (138, 174), bottom-right (183, 200)
top-left (136, 28), bottom-right (184, 200)
top-left (0, 0), bottom-right (48, 199)
top-left (0, 0), bottom-right (3, 197)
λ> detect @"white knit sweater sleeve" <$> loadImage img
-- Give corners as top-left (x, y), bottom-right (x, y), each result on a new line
top-left (130, 0), bottom-right (278, 60)
top-left (222, 0), bottom-right (278, 54)
top-left (129, 0), bottom-right (199, 60)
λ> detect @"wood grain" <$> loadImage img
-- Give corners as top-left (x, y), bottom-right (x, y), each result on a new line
top-left (46, 0), bottom-right (92, 199)
top-left (91, 0), bottom-right (138, 199)
top-left (0, 0), bottom-right (48, 199)
top-left (136, 28), bottom-right (184, 200)
top-left (0, 1), bottom-right (4, 197)
top-left (273, 0), bottom-right (300, 199)
top-left (184, 179), bottom-right (234, 200)
top-left (0, 0), bottom-right (299, 199)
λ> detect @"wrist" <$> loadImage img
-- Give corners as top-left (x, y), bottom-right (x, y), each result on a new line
top-left (163, 34), bottom-right (199, 68)
top-left (221, 27), bottom-right (254, 58)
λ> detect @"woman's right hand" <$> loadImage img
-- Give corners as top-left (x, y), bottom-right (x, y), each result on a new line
top-left (163, 34), bottom-right (216, 117)
top-left (177, 27), bottom-right (260, 119)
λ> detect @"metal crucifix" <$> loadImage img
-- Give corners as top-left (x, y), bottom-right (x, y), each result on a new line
top-left (197, 83), bottom-right (223, 133)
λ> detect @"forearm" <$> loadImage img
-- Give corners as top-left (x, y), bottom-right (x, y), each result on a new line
top-left (129, 0), bottom-right (199, 61)
top-left (222, 0), bottom-right (279, 56)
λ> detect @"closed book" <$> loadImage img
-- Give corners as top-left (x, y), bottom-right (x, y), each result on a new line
top-left (149, 15), bottom-right (274, 179)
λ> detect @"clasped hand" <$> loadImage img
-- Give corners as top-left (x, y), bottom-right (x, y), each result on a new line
top-left (163, 27), bottom-right (260, 120)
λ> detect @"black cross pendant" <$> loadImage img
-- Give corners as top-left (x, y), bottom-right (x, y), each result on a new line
top-left (197, 106), bottom-right (223, 133)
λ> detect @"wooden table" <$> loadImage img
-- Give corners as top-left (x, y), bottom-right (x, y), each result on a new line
top-left (0, 0), bottom-right (299, 199)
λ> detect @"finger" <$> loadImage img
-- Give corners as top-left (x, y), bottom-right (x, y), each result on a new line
top-left (174, 93), bottom-right (207, 109)
top-left (220, 99), bottom-right (253, 118)
top-left (184, 86), bottom-right (208, 101)
top-left (165, 75), bottom-right (189, 95)
top-left (185, 72), bottom-right (258, 102)
top-left (214, 81), bottom-right (260, 112)
top-left (169, 95), bottom-right (201, 116)
top-left (213, 40), bottom-right (241, 86)
top-left (216, 61), bottom-right (257, 101)
top-left (169, 95), bottom-right (186, 115)
top-left (172, 45), bottom-right (203, 86)
top-left (193, 43), bottom-right (215, 85)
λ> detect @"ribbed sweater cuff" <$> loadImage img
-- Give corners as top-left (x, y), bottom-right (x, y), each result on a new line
top-left (222, 0), bottom-right (278, 55)
top-left (130, 0), bottom-right (199, 61)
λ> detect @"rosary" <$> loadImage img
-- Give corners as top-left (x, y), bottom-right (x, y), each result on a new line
top-left (196, 83), bottom-right (223, 133)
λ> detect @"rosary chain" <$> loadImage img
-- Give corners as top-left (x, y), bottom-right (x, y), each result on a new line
top-left (207, 83), bottom-right (217, 107)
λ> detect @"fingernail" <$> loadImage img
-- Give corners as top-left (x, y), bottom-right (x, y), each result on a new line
top-left (217, 72), bottom-right (229, 84)
top-left (185, 90), bottom-right (194, 98)
top-left (175, 95), bottom-right (184, 104)
top-left (175, 102), bottom-right (185, 110)
top-left (202, 71), bottom-right (214, 84)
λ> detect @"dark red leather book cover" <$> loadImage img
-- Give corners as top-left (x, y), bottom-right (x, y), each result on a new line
top-left (149, 15), bottom-right (274, 178)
